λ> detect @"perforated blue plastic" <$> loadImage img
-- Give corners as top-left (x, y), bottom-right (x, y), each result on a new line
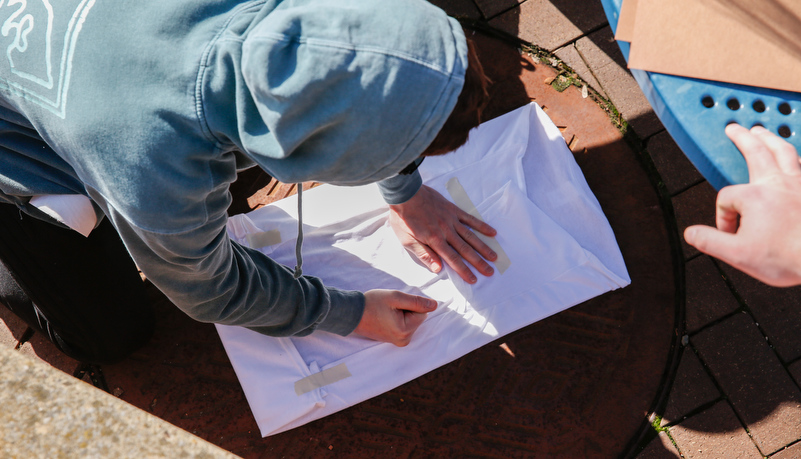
top-left (600, 0), bottom-right (801, 190)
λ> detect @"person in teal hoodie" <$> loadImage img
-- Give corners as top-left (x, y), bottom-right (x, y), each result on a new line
top-left (0, 0), bottom-right (496, 363)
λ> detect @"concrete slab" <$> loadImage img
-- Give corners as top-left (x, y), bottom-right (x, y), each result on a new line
top-left (0, 307), bottom-right (28, 349)
top-left (574, 27), bottom-right (663, 138)
top-left (646, 131), bottom-right (705, 196)
top-left (717, 262), bottom-right (801, 363)
top-left (17, 332), bottom-right (81, 375)
top-left (684, 255), bottom-right (741, 332)
top-left (661, 349), bottom-right (720, 425)
top-left (692, 313), bottom-right (801, 454)
top-left (671, 182), bottom-right (717, 259)
top-left (668, 401), bottom-right (762, 459)
top-left (489, 0), bottom-right (608, 51)
top-left (0, 346), bottom-right (236, 459)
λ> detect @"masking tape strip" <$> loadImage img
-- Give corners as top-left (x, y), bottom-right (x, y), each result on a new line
top-left (246, 229), bottom-right (282, 249)
top-left (294, 363), bottom-right (352, 396)
top-left (446, 177), bottom-right (511, 274)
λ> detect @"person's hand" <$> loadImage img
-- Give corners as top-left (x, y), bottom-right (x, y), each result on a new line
top-left (684, 124), bottom-right (801, 287)
top-left (353, 289), bottom-right (438, 346)
top-left (388, 185), bottom-right (498, 284)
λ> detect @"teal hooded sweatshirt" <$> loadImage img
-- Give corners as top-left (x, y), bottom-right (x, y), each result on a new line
top-left (0, 0), bottom-right (467, 337)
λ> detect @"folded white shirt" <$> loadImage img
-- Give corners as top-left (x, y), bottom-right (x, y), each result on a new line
top-left (29, 194), bottom-right (97, 237)
top-left (217, 103), bottom-right (630, 436)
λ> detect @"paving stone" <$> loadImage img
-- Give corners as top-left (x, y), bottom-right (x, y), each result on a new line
top-left (771, 439), bottom-right (801, 458)
top-left (669, 401), bottom-right (762, 459)
top-left (427, 0), bottom-right (483, 20)
top-left (692, 313), bottom-right (801, 454)
top-left (717, 262), bottom-right (801, 363)
top-left (0, 346), bottom-right (235, 459)
top-left (554, 43), bottom-right (608, 99)
top-left (684, 255), bottom-right (741, 332)
top-left (661, 349), bottom-right (720, 425)
top-left (788, 360), bottom-right (801, 392)
top-left (637, 431), bottom-right (680, 458)
top-left (646, 130), bottom-right (705, 196)
top-left (489, 0), bottom-right (608, 51)
top-left (474, 0), bottom-right (520, 19)
top-left (575, 27), bottom-right (663, 138)
top-left (671, 181), bottom-right (717, 259)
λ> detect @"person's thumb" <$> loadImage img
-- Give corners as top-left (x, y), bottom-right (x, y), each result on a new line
top-left (684, 225), bottom-right (741, 260)
top-left (394, 292), bottom-right (438, 314)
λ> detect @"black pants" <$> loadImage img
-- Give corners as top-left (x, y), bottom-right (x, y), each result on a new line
top-left (0, 203), bottom-right (154, 364)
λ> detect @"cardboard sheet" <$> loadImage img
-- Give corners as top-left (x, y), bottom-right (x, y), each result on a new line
top-left (614, 0), bottom-right (638, 43)
top-left (623, 0), bottom-right (801, 93)
top-left (216, 103), bottom-right (630, 437)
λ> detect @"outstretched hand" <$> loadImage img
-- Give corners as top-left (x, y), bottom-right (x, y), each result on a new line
top-left (388, 185), bottom-right (498, 284)
top-left (684, 124), bottom-right (801, 287)
top-left (353, 289), bottom-right (437, 346)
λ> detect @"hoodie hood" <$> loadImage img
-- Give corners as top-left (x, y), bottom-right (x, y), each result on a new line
top-left (231, 0), bottom-right (467, 186)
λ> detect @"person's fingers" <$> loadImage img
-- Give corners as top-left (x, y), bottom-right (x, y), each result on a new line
top-left (428, 235), bottom-right (478, 283)
top-left (456, 224), bottom-right (497, 262)
top-left (406, 239), bottom-right (443, 273)
top-left (458, 212), bottom-right (497, 237)
top-left (451, 228), bottom-right (495, 277)
top-left (726, 123), bottom-right (778, 180)
top-left (714, 185), bottom-right (744, 233)
top-left (684, 225), bottom-right (743, 263)
top-left (750, 126), bottom-right (801, 176)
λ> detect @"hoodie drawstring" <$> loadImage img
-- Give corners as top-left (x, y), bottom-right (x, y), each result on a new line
top-left (292, 183), bottom-right (304, 279)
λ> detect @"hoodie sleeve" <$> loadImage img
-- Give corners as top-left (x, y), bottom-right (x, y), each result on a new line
top-left (88, 186), bottom-right (365, 338)
top-left (376, 171), bottom-right (423, 205)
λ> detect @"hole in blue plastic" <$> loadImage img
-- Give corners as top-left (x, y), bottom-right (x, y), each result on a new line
top-left (752, 122), bottom-right (765, 128)
top-left (727, 98), bottom-right (740, 110)
top-left (752, 100), bottom-right (766, 113)
top-left (779, 102), bottom-right (792, 115)
top-left (701, 96), bottom-right (715, 108)
top-left (778, 125), bottom-right (792, 138)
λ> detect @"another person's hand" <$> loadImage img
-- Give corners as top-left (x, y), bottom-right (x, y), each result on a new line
top-left (684, 124), bottom-right (801, 287)
top-left (354, 289), bottom-right (438, 346)
top-left (388, 185), bottom-right (498, 284)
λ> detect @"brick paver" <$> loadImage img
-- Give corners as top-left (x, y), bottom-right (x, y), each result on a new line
top-left (772, 442), bottom-right (801, 459)
top-left (661, 349), bottom-right (720, 426)
top-left (692, 313), bottom-right (801, 454)
top-left (553, 43), bottom-right (608, 99)
top-left (671, 182), bottom-right (718, 259)
top-left (646, 131), bottom-right (705, 196)
top-left (473, 0), bottom-right (521, 19)
top-left (638, 431), bottom-right (681, 458)
top-left (489, 0), bottom-right (607, 51)
top-left (684, 255), bottom-right (741, 332)
top-left (668, 401), bottom-right (763, 459)
top-left (717, 262), bottom-right (801, 363)
top-left (573, 27), bottom-right (663, 138)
